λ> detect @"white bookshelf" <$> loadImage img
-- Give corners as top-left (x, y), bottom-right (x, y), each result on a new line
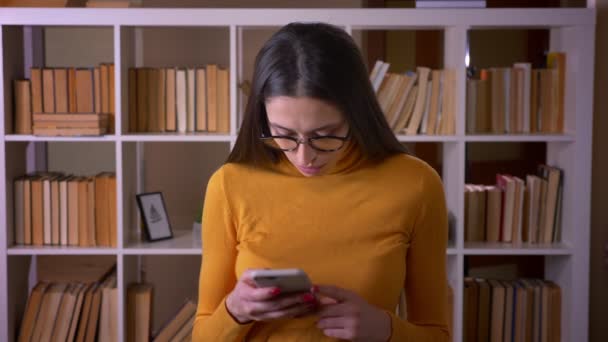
top-left (0, 8), bottom-right (595, 342)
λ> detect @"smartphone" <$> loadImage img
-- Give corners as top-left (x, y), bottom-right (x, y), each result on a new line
top-left (250, 268), bottom-right (312, 294)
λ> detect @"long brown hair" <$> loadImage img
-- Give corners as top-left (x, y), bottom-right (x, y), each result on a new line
top-left (227, 22), bottom-right (406, 166)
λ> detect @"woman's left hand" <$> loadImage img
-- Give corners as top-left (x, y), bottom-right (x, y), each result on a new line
top-left (314, 285), bottom-right (392, 342)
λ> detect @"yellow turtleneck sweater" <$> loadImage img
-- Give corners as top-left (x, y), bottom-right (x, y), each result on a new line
top-left (192, 149), bottom-right (449, 341)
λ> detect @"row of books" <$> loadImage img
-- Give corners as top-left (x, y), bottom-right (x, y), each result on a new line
top-left (464, 277), bottom-right (561, 342)
top-left (13, 172), bottom-right (117, 247)
top-left (128, 284), bottom-right (196, 342)
top-left (370, 60), bottom-right (457, 135)
top-left (13, 64), bottom-right (116, 135)
top-left (18, 270), bottom-right (117, 342)
top-left (466, 52), bottom-right (565, 134)
top-left (128, 65), bottom-right (230, 134)
top-left (464, 165), bottom-right (563, 244)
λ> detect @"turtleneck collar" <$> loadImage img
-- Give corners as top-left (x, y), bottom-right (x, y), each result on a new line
top-left (272, 140), bottom-right (367, 177)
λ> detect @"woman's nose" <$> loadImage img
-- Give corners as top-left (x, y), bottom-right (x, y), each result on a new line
top-left (295, 142), bottom-right (316, 166)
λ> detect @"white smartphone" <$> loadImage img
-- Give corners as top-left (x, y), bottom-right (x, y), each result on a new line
top-left (250, 268), bottom-right (312, 294)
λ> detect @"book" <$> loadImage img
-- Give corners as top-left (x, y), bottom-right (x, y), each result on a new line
top-left (18, 282), bottom-right (50, 342)
top-left (153, 300), bottom-right (197, 342)
top-left (127, 283), bottom-right (154, 342)
top-left (14, 79), bottom-right (32, 134)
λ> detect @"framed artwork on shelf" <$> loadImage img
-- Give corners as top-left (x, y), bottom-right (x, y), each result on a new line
top-left (136, 192), bottom-right (174, 242)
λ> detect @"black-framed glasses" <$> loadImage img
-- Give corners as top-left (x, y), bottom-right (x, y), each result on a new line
top-left (260, 132), bottom-right (350, 152)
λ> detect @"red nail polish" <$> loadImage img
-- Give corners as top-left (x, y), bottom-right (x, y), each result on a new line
top-left (312, 285), bottom-right (319, 293)
top-left (302, 293), bottom-right (315, 303)
top-left (271, 287), bottom-right (281, 296)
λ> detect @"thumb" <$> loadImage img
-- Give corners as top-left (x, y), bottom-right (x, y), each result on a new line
top-left (314, 285), bottom-right (353, 302)
top-left (318, 296), bottom-right (339, 305)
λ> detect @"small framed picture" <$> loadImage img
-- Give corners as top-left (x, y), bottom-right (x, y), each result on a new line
top-left (136, 192), bottom-right (173, 242)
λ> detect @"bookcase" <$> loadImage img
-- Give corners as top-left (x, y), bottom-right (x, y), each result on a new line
top-left (0, 7), bottom-right (596, 341)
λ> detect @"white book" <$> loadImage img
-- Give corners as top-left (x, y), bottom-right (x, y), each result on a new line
top-left (369, 60), bottom-right (383, 84)
top-left (43, 178), bottom-right (52, 245)
top-left (514, 63), bottom-right (531, 133)
top-left (434, 71), bottom-right (444, 134)
top-left (373, 62), bottom-right (390, 93)
top-left (14, 179), bottom-right (24, 245)
top-left (60, 177), bottom-right (69, 246)
top-left (176, 69), bottom-right (187, 134)
top-left (187, 68), bottom-right (196, 133)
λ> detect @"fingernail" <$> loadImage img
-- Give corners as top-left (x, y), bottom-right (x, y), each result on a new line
top-left (312, 285), bottom-right (319, 293)
top-left (271, 287), bottom-right (281, 296)
top-left (302, 293), bottom-right (315, 303)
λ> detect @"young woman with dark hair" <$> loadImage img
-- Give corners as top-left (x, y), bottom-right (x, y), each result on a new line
top-left (193, 22), bottom-right (449, 341)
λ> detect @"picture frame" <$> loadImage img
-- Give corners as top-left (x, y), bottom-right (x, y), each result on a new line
top-left (136, 192), bottom-right (173, 242)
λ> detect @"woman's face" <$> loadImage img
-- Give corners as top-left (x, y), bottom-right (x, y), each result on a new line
top-left (265, 96), bottom-right (350, 177)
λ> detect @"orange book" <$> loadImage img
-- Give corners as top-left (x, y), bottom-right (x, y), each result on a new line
top-left (108, 175), bottom-right (117, 247)
top-left (75, 69), bottom-right (95, 113)
top-left (547, 52), bottom-right (565, 133)
top-left (128, 68), bottom-right (138, 132)
top-left (68, 68), bottom-right (77, 113)
top-left (195, 68), bottom-right (207, 131)
top-left (136, 68), bottom-right (149, 132)
top-left (206, 64), bottom-right (218, 132)
top-left (100, 63), bottom-right (109, 114)
top-left (165, 68), bottom-right (177, 132)
top-left (23, 177), bottom-right (32, 245)
top-left (67, 178), bottom-right (79, 246)
top-left (54, 68), bottom-right (69, 113)
top-left (109, 63), bottom-right (115, 132)
top-left (31, 177), bottom-right (44, 246)
top-left (78, 178), bottom-right (89, 247)
top-left (156, 68), bottom-right (166, 133)
top-left (51, 178), bottom-right (60, 245)
top-left (14, 79), bottom-right (32, 134)
top-left (31, 68), bottom-right (43, 114)
top-left (42, 68), bottom-right (55, 113)
top-left (217, 67), bottom-right (230, 133)
top-left (95, 174), bottom-right (109, 247)
top-left (147, 68), bottom-right (159, 132)
top-left (17, 282), bottom-right (50, 342)
top-left (94, 67), bottom-right (102, 113)
top-left (87, 178), bottom-right (96, 247)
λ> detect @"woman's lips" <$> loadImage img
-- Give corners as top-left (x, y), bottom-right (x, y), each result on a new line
top-left (297, 165), bottom-right (323, 175)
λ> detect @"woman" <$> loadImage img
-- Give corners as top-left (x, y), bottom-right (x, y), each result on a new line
top-left (193, 22), bottom-right (449, 341)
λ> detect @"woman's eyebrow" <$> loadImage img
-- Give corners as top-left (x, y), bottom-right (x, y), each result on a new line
top-left (269, 122), bottom-right (343, 134)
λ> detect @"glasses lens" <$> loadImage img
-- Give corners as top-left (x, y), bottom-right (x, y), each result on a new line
top-left (262, 137), bottom-right (298, 151)
top-left (310, 137), bottom-right (345, 151)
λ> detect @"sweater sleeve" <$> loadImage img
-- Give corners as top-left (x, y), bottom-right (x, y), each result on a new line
top-left (192, 168), bottom-right (254, 341)
top-left (387, 164), bottom-right (450, 342)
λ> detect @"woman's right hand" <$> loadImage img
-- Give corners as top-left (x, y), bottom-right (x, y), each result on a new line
top-left (225, 269), bottom-right (318, 323)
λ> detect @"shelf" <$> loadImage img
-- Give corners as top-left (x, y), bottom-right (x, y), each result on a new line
top-left (123, 230), bottom-right (202, 255)
top-left (7, 245), bottom-right (118, 255)
top-left (465, 134), bottom-right (575, 142)
top-left (0, 8), bottom-right (594, 28)
top-left (463, 242), bottom-right (572, 255)
top-left (120, 133), bottom-right (233, 142)
top-left (396, 135), bottom-right (459, 142)
top-left (4, 134), bottom-right (117, 142)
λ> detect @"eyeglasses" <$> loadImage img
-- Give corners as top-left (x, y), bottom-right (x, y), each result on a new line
top-left (260, 133), bottom-right (350, 152)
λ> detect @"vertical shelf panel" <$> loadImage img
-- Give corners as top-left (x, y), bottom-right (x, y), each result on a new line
top-left (444, 25), bottom-right (467, 342)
